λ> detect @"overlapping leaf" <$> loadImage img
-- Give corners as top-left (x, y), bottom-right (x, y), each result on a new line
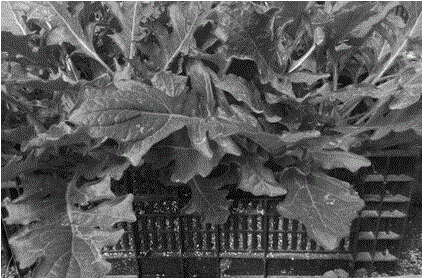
top-left (370, 2), bottom-right (422, 84)
top-left (144, 127), bottom-right (236, 184)
top-left (310, 150), bottom-right (371, 172)
top-left (67, 62), bottom-right (264, 166)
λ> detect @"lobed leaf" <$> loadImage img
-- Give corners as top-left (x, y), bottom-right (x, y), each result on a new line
top-left (277, 168), bottom-right (365, 251)
top-left (182, 164), bottom-right (238, 225)
top-left (3, 173), bottom-right (136, 278)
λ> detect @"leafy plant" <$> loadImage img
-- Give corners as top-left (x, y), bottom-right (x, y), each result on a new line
top-left (2, 1), bottom-right (422, 277)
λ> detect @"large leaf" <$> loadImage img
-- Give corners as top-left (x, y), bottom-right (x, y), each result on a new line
top-left (237, 154), bottom-right (287, 197)
top-left (67, 73), bottom-right (261, 166)
top-left (3, 174), bottom-right (136, 278)
top-left (277, 168), bottom-right (365, 251)
top-left (1, 1), bottom-right (29, 35)
top-left (182, 164), bottom-right (239, 225)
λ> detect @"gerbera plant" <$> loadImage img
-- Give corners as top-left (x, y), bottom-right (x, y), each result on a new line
top-left (1, 1), bottom-right (421, 277)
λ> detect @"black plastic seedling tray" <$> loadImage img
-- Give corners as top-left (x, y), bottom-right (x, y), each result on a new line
top-left (2, 140), bottom-right (421, 278)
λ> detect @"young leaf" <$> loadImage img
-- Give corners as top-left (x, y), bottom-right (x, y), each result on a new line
top-left (151, 70), bottom-right (188, 97)
top-left (335, 96), bottom-right (422, 140)
top-left (182, 164), bottom-right (238, 225)
top-left (237, 155), bottom-right (287, 197)
top-left (311, 2), bottom-right (378, 44)
top-left (287, 71), bottom-right (330, 86)
top-left (136, 2), bottom-right (212, 83)
top-left (277, 168), bottom-right (365, 251)
top-left (48, 1), bottom-right (113, 73)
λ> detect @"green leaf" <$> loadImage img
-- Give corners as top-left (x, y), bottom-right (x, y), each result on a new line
top-left (68, 175), bottom-right (116, 207)
top-left (182, 164), bottom-right (238, 225)
top-left (287, 71), bottom-right (330, 86)
top-left (144, 128), bottom-right (235, 184)
top-left (277, 168), bottom-right (365, 251)
top-left (241, 129), bottom-right (321, 155)
top-left (312, 2), bottom-right (378, 44)
top-left (151, 70), bottom-right (188, 97)
top-left (237, 155), bottom-right (287, 197)
top-left (349, 2), bottom-right (400, 39)
top-left (47, 1), bottom-right (113, 73)
top-left (22, 123), bottom-right (92, 152)
top-left (335, 96), bottom-right (422, 140)
top-left (2, 149), bottom-right (40, 182)
top-left (2, 125), bottom-right (35, 145)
